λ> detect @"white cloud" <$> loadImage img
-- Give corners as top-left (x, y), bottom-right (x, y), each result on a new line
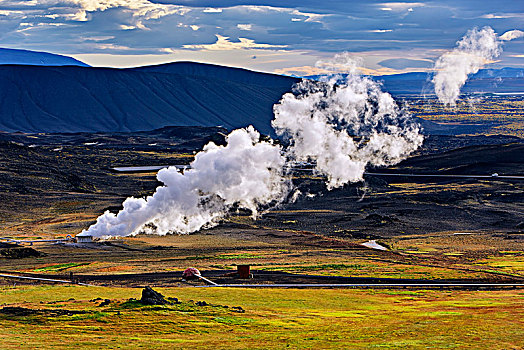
top-left (480, 13), bottom-right (524, 19)
top-left (82, 35), bottom-right (115, 41)
top-left (183, 35), bottom-right (287, 51)
top-left (379, 2), bottom-right (425, 12)
top-left (0, 10), bottom-right (24, 16)
top-left (1, 0), bottom-right (190, 24)
top-left (290, 9), bottom-right (327, 23)
top-left (500, 30), bottom-right (524, 41)
top-left (203, 8), bottom-right (222, 13)
top-left (237, 24), bottom-right (252, 31)
top-left (92, 43), bottom-right (133, 51)
top-left (369, 29), bottom-right (393, 33)
top-left (481, 14), bottom-right (506, 19)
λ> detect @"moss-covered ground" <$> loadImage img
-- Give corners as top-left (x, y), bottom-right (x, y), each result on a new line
top-left (1, 285), bottom-right (523, 349)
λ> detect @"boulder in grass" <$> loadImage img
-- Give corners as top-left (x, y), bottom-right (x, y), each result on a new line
top-left (140, 286), bottom-right (172, 305)
top-left (0, 247), bottom-right (43, 259)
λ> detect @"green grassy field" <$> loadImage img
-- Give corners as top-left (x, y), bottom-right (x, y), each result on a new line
top-left (1, 285), bottom-right (522, 349)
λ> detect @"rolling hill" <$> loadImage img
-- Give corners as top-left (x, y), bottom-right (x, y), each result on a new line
top-left (377, 68), bottom-right (524, 96)
top-left (0, 62), bottom-right (298, 134)
top-left (307, 68), bottom-right (524, 95)
top-left (0, 48), bottom-right (89, 67)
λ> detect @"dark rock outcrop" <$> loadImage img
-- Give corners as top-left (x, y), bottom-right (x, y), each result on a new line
top-left (140, 286), bottom-right (172, 305)
top-left (0, 247), bottom-right (43, 259)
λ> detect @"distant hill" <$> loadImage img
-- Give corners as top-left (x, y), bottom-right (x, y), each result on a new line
top-left (0, 48), bottom-right (89, 67)
top-left (377, 67), bottom-right (524, 96)
top-left (307, 67), bottom-right (524, 96)
top-left (0, 62), bottom-right (298, 134)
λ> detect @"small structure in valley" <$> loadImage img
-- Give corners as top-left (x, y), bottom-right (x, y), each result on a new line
top-left (76, 235), bottom-right (93, 243)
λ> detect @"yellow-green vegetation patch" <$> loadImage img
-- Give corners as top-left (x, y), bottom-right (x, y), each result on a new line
top-left (0, 286), bottom-right (523, 349)
top-left (404, 250), bottom-right (431, 254)
top-left (473, 256), bottom-right (524, 276)
top-left (213, 316), bottom-right (255, 325)
top-left (260, 263), bottom-right (364, 272)
top-left (33, 262), bottom-right (90, 272)
top-left (377, 290), bottom-right (430, 296)
top-left (216, 253), bottom-right (265, 260)
top-left (187, 252), bottom-right (266, 260)
top-left (253, 257), bottom-right (486, 280)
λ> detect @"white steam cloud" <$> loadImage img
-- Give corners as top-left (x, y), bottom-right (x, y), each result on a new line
top-left (273, 53), bottom-right (423, 188)
top-left (81, 53), bottom-right (422, 238)
top-left (82, 127), bottom-right (288, 237)
top-left (432, 26), bottom-right (502, 105)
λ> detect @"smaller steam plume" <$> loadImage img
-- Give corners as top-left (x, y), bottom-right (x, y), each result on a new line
top-left (273, 53), bottom-right (423, 188)
top-left (432, 26), bottom-right (502, 105)
top-left (432, 27), bottom-right (524, 105)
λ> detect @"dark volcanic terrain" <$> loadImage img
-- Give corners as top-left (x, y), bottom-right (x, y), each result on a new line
top-left (261, 145), bottom-right (523, 238)
top-left (0, 127), bottom-right (522, 238)
top-left (0, 126), bottom-right (522, 285)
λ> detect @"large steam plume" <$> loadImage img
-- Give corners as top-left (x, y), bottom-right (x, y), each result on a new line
top-left (81, 53), bottom-right (422, 238)
top-left (432, 26), bottom-right (502, 105)
top-left (82, 127), bottom-right (288, 237)
top-left (273, 53), bottom-right (423, 188)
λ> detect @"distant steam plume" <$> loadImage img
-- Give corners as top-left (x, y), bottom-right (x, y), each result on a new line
top-left (81, 53), bottom-right (422, 238)
top-left (273, 53), bottom-right (423, 188)
top-left (432, 26), bottom-right (502, 105)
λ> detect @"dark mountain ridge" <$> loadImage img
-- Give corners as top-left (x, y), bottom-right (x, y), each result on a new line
top-left (0, 62), bottom-right (298, 135)
top-left (0, 48), bottom-right (89, 67)
top-left (131, 61), bottom-right (296, 87)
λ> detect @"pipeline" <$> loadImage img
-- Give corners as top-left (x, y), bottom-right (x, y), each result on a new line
top-left (0, 273), bottom-right (92, 286)
top-left (0, 235), bottom-right (75, 246)
top-left (197, 283), bottom-right (524, 289)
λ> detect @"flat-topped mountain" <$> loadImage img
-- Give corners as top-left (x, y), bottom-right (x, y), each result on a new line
top-left (0, 62), bottom-right (298, 134)
top-left (0, 48), bottom-right (89, 67)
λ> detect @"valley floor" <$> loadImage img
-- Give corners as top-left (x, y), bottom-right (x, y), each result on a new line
top-left (0, 127), bottom-right (522, 348)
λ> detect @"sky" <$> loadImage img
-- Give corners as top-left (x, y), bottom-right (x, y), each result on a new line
top-left (0, 0), bottom-right (522, 75)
